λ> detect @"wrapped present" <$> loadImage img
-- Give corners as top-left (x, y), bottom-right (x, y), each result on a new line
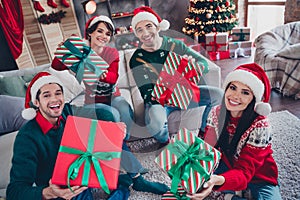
top-left (205, 32), bottom-right (229, 52)
top-left (53, 35), bottom-right (109, 84)
top-left (151, 52), bottom-right (206, 110)
top-left (231, 27), bottom-right (251, 41)
top-left (51, 116), bottom-right (125, 194)
top-left (229, 41), bottom-right (252, 58)
top-left (208, 50), bottom-right (230, 61)
top-left (155, 128), bottom-right (221, 195)
top-left (161, 186), bottom-right (189, 200)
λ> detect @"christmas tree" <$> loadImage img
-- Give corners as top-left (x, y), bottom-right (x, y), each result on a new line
top-left (182, 0), bottom-right (238, 42)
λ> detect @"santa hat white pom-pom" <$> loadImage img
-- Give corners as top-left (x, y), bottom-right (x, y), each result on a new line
top-left (22, 108), bottom-right (37, 120)
top-left (255, 102), bottom-right (272, 116)
top-left (159, 19), bottom-right (170, 31)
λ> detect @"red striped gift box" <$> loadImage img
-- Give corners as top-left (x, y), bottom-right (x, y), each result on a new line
top-left (155, 128), bottom-right (221, 194)
top-left (54, 35), bottom-right (109, 86)
top-left (151, 52), bottom-right (205, 110)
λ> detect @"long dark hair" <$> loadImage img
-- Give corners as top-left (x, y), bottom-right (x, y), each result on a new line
top-left (215, 85), bottom-right (258, 164)
top-left (85, 21), bottom-right (114, 42)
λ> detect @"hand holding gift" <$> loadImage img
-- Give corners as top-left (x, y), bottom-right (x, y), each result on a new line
top-left (151, 52), bottom-right (206, 109)
top-left (157, 128), bottom-right (221, 198)
top-left (51, 116), bottom-right (125, 194)
top-left (52, 35), bottom-right (109, 84)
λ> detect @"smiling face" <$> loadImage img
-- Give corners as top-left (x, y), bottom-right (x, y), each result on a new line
top-left (225, 81), bottom-right (254, 118)
top-left (89, 22), bottom-right (112, 49)
top-left (34, 83), bottom-right (64, 125)
top-left (135, 20), bottom-right (160, 49)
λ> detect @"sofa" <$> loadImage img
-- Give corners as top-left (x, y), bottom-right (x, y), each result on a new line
top-left (0, 48), bottom-right (221, 198)
top-left (254, 21), bottom-right (300, 99)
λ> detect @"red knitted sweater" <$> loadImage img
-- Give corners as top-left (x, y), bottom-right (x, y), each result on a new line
top-left (204, 105), bottom-right (279, 191)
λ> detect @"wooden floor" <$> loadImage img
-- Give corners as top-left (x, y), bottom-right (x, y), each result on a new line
top-left (212, 53), bottom-right (300, 119)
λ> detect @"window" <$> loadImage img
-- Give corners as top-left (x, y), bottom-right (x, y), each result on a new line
top-left (246, 0), bottom-right (285, 40)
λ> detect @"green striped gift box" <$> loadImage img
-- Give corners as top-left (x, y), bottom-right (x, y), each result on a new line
top-left (54, 35), bottom-right (109, 86)
top-left (155, 128), bottom-right (221, 194)
top-left (151, 52), bottom-right (205, 110)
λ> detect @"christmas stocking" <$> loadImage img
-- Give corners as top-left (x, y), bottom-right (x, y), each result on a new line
top-left (47, 0), bottom-right (57, 8)
top-left (61, 0), bottom-right (70, 8)
top-left (33, 0), bottom-right (45, 12)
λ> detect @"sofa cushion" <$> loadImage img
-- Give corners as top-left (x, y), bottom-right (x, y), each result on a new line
top-left (0, 76), bottom-right (27, 97)
top-left (0, 131), bottom-right (17, 197)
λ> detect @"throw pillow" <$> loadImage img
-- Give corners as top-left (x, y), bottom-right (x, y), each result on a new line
top-left (276, 43), bottom-right (300, 59)
top-left (0, 76), bottom-right (27, 97)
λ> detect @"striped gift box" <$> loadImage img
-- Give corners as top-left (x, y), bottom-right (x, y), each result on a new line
top-left (151, 52), bottom-right (205, 110)
top-left (161, 186), bottom-right (187, 200)
top-left (54, 35), bottom-right (109, 86)
top-left (155, 128), bottom-right (221, 194)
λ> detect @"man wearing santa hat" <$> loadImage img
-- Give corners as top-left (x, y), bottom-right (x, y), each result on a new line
top-left (7, 71), bottom-right (169, 200)
top-left (129, 6), bottom-right (223, 144)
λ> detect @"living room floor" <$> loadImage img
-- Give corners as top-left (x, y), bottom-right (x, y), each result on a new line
top-left (213, 50), bottom-right (300, 119)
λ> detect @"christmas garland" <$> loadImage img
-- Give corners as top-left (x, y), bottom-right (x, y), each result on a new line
top-left (38, 10), bottom-right (67, 25)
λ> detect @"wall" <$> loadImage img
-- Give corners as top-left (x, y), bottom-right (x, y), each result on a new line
top-left (284, 0), bottom-right (300, 23)
top-left (16, 0), bottom-right (80, 69)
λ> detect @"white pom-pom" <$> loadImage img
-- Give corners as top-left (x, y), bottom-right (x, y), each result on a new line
top-left (159, 19), bottom-right (170, 31)
top-left (22, 108), bottom-right (37, 120)
top-left (255, 102), bottom-right (272, 116)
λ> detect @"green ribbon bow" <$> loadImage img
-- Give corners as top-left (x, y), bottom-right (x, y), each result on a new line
top-left (167, 138), bottom-right (214, 194)
top-left (62, 39), bottom-right (103, 83)
top-left (58, 119), bottom-right (121, 194)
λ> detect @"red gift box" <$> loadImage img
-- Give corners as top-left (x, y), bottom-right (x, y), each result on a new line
top-left (208, 50), bottom-right (230, 61)
top-left (155, 128), bottom-right (221, 194)
top-left (205, 32), bottom-right (229, 52)
top-left (53, 35), bottom-right (109, 85)
top-left (51, 116), bottom-right (125, 194)
top-left (151, 52), bottom-right (205, 110)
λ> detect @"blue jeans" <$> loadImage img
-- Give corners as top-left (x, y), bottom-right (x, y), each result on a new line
top-left (111, 96), bottom-right (134, 140)
top-left (145, 85), bottom-right (222, 143)
top-left (215, 161), bottom-right (282, 200)
top-left (57, 188), bottom-right (93, 200)
top-left (84, 96), bottom-right (134, 141)
top-left (121, 142), bottom-right (143, 176)
top-left (145, 103), bottom-right (169, 143)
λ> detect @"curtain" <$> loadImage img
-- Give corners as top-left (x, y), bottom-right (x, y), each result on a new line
top-left (0, 0), bottom-right (24, 59)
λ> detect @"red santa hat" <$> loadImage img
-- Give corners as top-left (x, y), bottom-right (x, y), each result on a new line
top-left (84, 15), bottom-right (115, 39)
top-left (131, 6), bottom-right (170, 32)
top-left (223, 63), bottom-right (272, 116)
top-left (22, 71), bottom-right (63, 120)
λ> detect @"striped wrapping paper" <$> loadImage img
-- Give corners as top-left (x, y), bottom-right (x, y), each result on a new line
top-left (155, 128), bottom-right (221, 194)
top-left (54, 35), bottom-right (109, 86)
top-left (161, 186), bottom-right (188, 200)
top-left (151, 52), bottom-right (205, 110)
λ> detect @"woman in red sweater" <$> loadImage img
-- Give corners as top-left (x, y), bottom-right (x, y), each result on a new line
top-left (188, 63), bottom-right (282, 200)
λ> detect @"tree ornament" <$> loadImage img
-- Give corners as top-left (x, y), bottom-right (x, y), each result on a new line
top-left (225, 1), bottom-right (230, 7)
top-left (218, 15), bottom-right (221, 19)
top-left (200, 25), bottom-right (204, 29)
top-left (212, 27), bottom-right (216, 32)
top-left (216, 6), bottom-right (221, 12)
top-left (206, 13), bottom-right (211, 19)
top-left (210, 5), bottom-right (213, 9)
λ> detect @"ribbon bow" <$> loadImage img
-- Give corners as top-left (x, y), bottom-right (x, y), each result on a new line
top-left (62, 39), bottom-right (102, 83)
top-left (167, 139), bottom-right (214, 194)
top-left (59, 120), bottom-right (121, 194)
top-left (158, 58), bottom-right (200, 108)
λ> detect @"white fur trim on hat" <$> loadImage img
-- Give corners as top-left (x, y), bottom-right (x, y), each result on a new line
top-left (30, 75), bottom-right (63, 102)
top-left (223, 69), bottom-right (271, 115)
top-left (131, 12), bottom-right (169, 31)
top-left (89, 15), bottom-right (115, 31)
top-left (22, 107), bottom-right (37, 120)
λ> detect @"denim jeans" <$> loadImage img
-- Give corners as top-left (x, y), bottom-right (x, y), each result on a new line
top-left (121, 141), bottom-right (143, 176)
top-left (56, 188), bottom-right (93, 200)
top-left (144, 103), bottom-right (169, 143)
top-left (111, 96), bottom-right (134, 140)
top-left (214, 161), bottom-right (282, 200)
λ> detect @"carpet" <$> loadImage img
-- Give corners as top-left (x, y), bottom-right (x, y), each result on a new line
top-left (94, 110), bottom-right (300, 200)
